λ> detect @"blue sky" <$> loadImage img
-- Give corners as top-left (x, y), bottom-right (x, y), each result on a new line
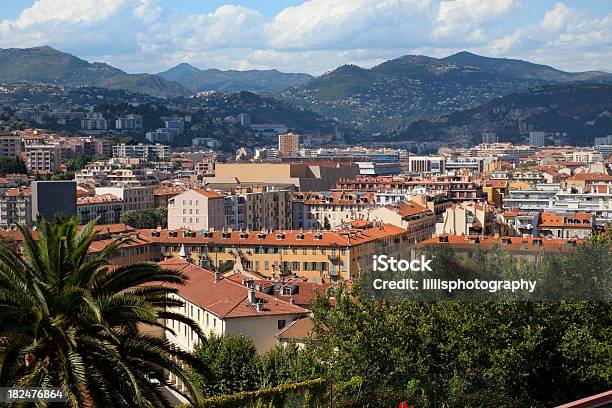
top-left (0, 0), bottom-right (610, 75)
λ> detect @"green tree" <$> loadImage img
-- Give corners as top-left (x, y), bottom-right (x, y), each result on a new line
top-left (120, 208), bottom-right (167, 229)
top-left (0, 216), bottom-right (206, 407)
top-left (191, 334), bottom-right (259, 397)
top-left (323, 217), bottom-right (331, 230)
top-left (0, 157), bottom-right (27, 176)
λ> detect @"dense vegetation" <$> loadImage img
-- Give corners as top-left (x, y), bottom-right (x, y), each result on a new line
top-left (120, 207), bottom-right (168, 229)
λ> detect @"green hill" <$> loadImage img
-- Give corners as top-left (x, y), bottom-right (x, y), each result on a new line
top-left (396, 83), bottom-right (612, 146)
top-left (0, 46), bottom-right (191, 98)
top-left (159, 63), bottom-right (313, 94)
top-left (281, 52), bottom-right (611, 133)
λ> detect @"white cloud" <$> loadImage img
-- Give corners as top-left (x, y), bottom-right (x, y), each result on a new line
top-left (0, 0), bottom-right (609, 74)
top-left (484, 2), bottom-right (612, 71)
top-left (433, 0), bottom-right (520, 43)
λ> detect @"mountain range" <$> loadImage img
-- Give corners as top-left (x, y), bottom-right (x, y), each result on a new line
top-left (280, 51), bottom-right (611, 133)
top-left (0, 46), bottom-right (191, 98)
top-left (158, 63), bottom-right (313, 94)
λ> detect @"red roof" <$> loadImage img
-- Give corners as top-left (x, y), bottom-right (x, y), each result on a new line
top-left (159, 259), bottom-right (309, 319)
top-left (192, 188), bottom-right (225, 199)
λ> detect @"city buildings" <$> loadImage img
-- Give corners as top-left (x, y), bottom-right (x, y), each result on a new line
top-left (140, 222), bottom-right (410, 282)
top-left (77, 193), bottom-right (124, 225)
top-left (292, 191), bottom-right (375, 230)
top-left (370, 201), bottom-right (436, 243)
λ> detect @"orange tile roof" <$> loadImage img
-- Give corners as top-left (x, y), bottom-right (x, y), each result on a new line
top-left (276, 317), bottom-right (316, 341)
top-left (571, 173), bottom-right (612, 181)
top-left (4, 187), bottom-right (31, 197)
top-left (77, 193), bottom-right (122, 205)
top-left (139, 224), bottom-right (407, 248)
top-left (192, 188), bottom-right (225, 199)
top-left (418, 234), bottom-right (582, 253)
top-left (396, 201), bottom-right (430, 217)
top-left (159, 259), bottom-right (309, 318)
top-left (538, 212), bottom-right (592, 228)
top-left (154, 186), bottom-right (187, 195)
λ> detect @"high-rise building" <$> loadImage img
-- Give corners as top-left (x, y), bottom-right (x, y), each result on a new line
top-left (31, 181), bottom-right (77, 222)
top-left (529, 131), bottom-right (546, 147)
top-left (115, 114), bottom-right (144, 130)
top-left (25, 144), bottom-right (61, 173)
top-left (278, 132), bottom-right (300, 157)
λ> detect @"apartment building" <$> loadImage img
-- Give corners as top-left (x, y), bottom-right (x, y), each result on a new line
top-left (292, 191), bottom-right (375, 230)
top-left (537, 212), bottom-right (594, 239)
top-left (435, 202), bottom-right (495, 236)
top-left (370, 201), bottom-right (436, 243)
top-left (115, 114), bottom-right (143, 130)
top-left (95, 186), bottom-right (155, 212)
top-left (154, 185), bottom-right (187, 208)
top-left (0, 135), bottom-right (24, 158)
top-left (112, 143), bottom-right (170, 160)
top-left (225, 188), bottom-right (293, 231)
top-left (408, 156), bottom-right (445, 174)
top-left (503, 183), bottom-right (612, 228)
top-left (278, 132), bottom-right (300, 157)
top-left (167, 189), bottom-right (226, 231)
top-left (159, 258), bottom-right (309, 357)
top-left (25, 144), bottom-right (61, 173)
top-left (0, 187), bottom-right (32, 228)
top-left (140, 222), bottom-right (410, 282)
top-left (77, 194), bottom-right (124, 225)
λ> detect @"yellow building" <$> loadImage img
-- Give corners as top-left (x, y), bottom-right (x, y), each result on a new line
top-left (482, 180), bottom-right (508, 207)
top-left (140, 223), bottom-right (410, 283)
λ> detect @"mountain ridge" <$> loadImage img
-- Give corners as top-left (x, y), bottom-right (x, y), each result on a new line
top-left (281, 52), bottom-right (611, 133)
top-left (158, 64), bottom-right (313, 94)
top-left (0, 46), bottom-right (191, 98)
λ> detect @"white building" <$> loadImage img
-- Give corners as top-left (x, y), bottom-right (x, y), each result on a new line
top-left (167, 189), bottom-right (226, 230)
top-left (112, 143), bottom-right (170, 160)
top-left (159, 258), bottom-right (308, 355)
top-left (115, 114), bottom-right (143, 130)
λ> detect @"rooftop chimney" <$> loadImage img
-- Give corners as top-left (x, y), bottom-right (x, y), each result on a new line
top-left (255, 302), bottom-right (264, 312)
top-left (289, 297), bottom-right (296, 305)
top-left (247, 288), bottom-right (257, 304)
top-left (214, 270), bottom-right (221, 283)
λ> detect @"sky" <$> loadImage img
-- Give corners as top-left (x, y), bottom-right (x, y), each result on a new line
top-left (0, 0), bottom-right (610, 75)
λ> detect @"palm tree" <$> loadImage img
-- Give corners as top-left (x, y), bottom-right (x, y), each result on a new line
top-left (0, 216), bottom-right (206, 407)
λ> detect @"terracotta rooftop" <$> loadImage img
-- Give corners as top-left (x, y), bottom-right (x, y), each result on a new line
top-left (276, 317), bottom-right (317, 341)
top-left (538, 212), bottom-right (593, 228)
top-left (77, 193), bottom-right (122, 205)
top-left (139, 224), bottom-right (408, 248)
top-left (158, 259), bottom-right (309, 319)
top-left (418, 234), bottom-right (582, 253)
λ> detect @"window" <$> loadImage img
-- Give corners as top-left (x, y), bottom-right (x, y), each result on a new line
top-left (277, 320), bottom-right (286, 330)
top-left (196, 218), bottom-right (199, 224)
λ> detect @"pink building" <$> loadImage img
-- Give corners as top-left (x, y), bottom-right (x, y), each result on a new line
top-left (167, 188), bottom-right (225, 231)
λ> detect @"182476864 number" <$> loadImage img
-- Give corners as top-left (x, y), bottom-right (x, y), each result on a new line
top-left (0, 387), bottom-right (68, 403)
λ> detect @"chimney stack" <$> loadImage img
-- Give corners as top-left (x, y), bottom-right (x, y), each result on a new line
top-left (289, 296), bottom-right (296, 305)
top-left (248, 288), bottom-right (257, 304)
top-left (214, 270), bottom-right (221, 283)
